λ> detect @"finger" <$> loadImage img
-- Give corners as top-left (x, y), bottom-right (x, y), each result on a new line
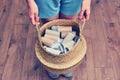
top-left (80, 17), bottom-right (86, 22)
top-left (78, 10), bottom-right (84, 19)
top-left (35, 13), bottom-right (39, 22)
top-left (36, 17), bottom-right (39, 22)
top-left (30, 15), bottom-right (35, 25)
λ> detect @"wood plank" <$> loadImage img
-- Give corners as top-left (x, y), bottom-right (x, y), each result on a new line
top-left (84, 22), bottom-right (96, 80)
top-left (0, 0), bottom-right (20, 75)
top-left (2, 23), bottom-right (30, 80)
top-left (114, 0), bottom-right (120, 19)
top-left (102, 0), bottom-right (120, 80)
top-left (2, 44), bottom-right (17, 80)
top-left (103, 68), bottom-right (115, 80)
top-left (20, 24), bottom-right (40, 80)
top-left (105, 22), bottom-right (120, 80)
top-left (90, 0), bottom-right (108, 68)
top-left (104, 21), bottom-right (120, 80)
top-left (0, 0), bottom-right (13, 43)
top-left (95, 68), bottom-right (103, 80)
top-left (72, 66), bottom-right (82, 80)
top-left (100, 0), bottom-right (120, 68)
top-left (10, 24), bottom-right (29, 80)
top-left (0, 0), bottom-right (7, 18)
top-left (79, 62), bottom-right (88, 80)
top-left (35, 61), bottom-right (48, 80)
top-left (15, 0), bottom-right (30, 25)
top-left (95, 68), bottom-right (115, 80)
top-left (0, 74), bottom-right (2, 80)
top-left (69, 59), bottom-right (88, 80)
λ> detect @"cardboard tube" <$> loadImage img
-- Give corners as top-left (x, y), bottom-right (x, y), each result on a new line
top-left (44, 34), bottom-right (59, 42)
top-left (41, 37), bottom-right (55, 47)
top-left (61, 31), bottom-right (76, 38)
top-left (62, 40), bottom-right (75, 49)
top-left (51, 42), bottom-right (65, 53)
top-left (43, 46), bottom-right (61, 55)
top-left (45, 29), bottom-right (60, 36)
top-left (58, 26), bottom-right (72, 32)
top-left (62, 32), bottom-right (76, 44)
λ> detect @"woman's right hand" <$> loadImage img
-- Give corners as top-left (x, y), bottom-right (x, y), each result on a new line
top-left (27, 1), bottom-right (39, 25)
top-left (78, 0), bottom-right (91, 22)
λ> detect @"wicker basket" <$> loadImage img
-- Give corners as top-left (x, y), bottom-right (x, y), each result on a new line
top-left (35, 19), bottom-right (87, 74)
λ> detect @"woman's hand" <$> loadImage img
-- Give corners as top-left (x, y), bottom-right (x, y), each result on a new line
top-left (27, 1), bottom-right (39, 25)
top-left (79, 0), bottom-right (91, 21)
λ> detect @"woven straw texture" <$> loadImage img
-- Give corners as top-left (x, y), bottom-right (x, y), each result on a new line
top-left (35, 19), bottom-right (87, 74)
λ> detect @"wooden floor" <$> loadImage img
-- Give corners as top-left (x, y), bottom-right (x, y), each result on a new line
top-left (0, 0), bottom-right (120, 80)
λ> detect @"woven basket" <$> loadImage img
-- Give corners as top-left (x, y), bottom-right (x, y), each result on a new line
top-left (35, 19), bottom-right (87, 74)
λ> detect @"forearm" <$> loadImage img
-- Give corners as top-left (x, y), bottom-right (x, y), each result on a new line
top-left (26, 0), bottom-right (35, 8)
top-left (82, 0), bottom-right (91, 5)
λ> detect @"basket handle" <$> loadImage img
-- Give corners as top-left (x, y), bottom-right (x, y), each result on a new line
top-left (36, 22), bottom-right (41, 42)
top-left (77, 18), bottom-right (85, 35)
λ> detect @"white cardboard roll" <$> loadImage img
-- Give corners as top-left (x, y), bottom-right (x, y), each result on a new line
top-left (41, 37), bottom-right (55, 47)
top-left (43, 46), bottom-right (61, 55)
top-left (51, 42), bottom-right (65, 53)
top-left (61, 31), bottom-right (76, 38)
top-left (62, 32), bottom-right (76, 44)
top-left (45, 29), bottom-right (60, 36)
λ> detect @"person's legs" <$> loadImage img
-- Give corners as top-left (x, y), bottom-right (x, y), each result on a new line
top-left (62, 72), bottom-right (73, 78)
top-left (46, 71), bottom-right (60, 79)
top-left (35, 0), bottom-right (60, 24)
top-left (47, 71), bottom-right (73, 79)
top-left (35, 0), bottom-right (61, 18)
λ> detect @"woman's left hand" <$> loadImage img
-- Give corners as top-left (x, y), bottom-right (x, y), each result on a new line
top-left (79, 0), bottom-right (91, 21)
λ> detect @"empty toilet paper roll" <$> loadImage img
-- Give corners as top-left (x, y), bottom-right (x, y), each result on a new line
top-left (51, 42), bottom-right (64, 53)
top-left (44, 34), bottom-right (60, 42)
top-left (58, 26), bottom-right (72, 32)
top-left (43, 46), bottom-right (61, 55)
top-left (45, 29), bottom-right (60, 36)
top-left (61, 31), bottom-right (76, 38)
top-left (58, 39), bottom-right (63, 43)
top-left (62, 40), bottom-right (75, 49)
top-left (62, 32), bottom-right (76, 44)
top-left (41, 37), bottom-right (55, 47)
